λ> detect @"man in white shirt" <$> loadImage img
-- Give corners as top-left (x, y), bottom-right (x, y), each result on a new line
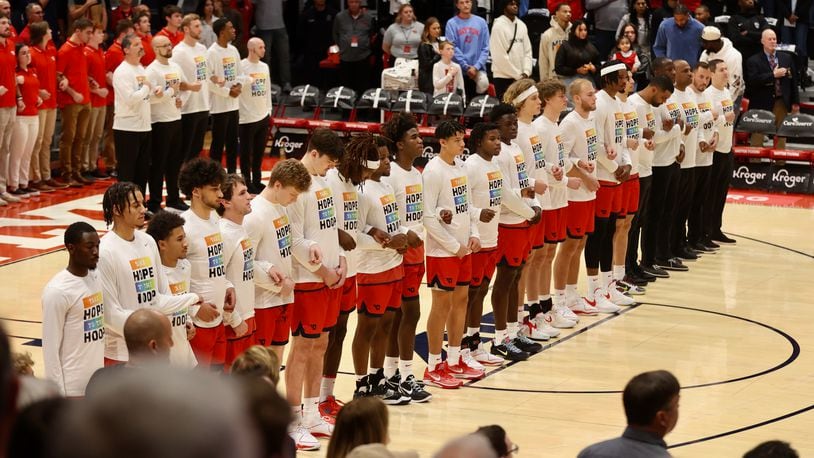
top-left (113, 34), bottom-right (161, 198)
top-left (207, 18), bottom-right (243, 173)
top-left (42, 222), bottom-right (104, 397)
top-left (179, 158), bottom-right (238, 369)
top-left (238, 37), bottom-right (272, 193)
top-left (171, 14), bottom-right (209, 162)
top-left (489, 0), bottom-right (532, 100)
top-left (145, 35), bottom-right (189, 213)
top-left (539, 2), bottom-right (571, 81)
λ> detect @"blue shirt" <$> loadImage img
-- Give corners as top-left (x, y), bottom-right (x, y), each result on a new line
top-left (444, 14), bottom-right (491, 72)
top-left (653, 17), bottom-right (704, 66)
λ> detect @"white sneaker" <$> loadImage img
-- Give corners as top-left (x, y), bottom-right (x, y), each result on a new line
top-left (472, 346), bottom-right (505, 366)
top-left (25, 188), bottom-right (40, 197)
top-left (607, 282), bottom-right (636, 306)
top-left (556, 302), bottom-right (580, 323)
top-left (289, 424), bottom-right (320, 451)
top-left (534, 313), bottom-right (563, 337)
top-left (0, 192), bottom-right (20, 203)
top-left (523, 317), bottom-right (551, 341)
top-left (461, 349), bottom-right (486, 372)
top-left (305, 416), bottom-right (334, 438)
top-left (588, 290), bottom-right (621, 313)
top-left (569, 296), bottom-right (599, 315)
top-left (543, 309), bottom-right (576, 329)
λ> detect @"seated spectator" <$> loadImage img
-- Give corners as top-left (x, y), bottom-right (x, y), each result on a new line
top-left (7, 397), bottom-right (68, 458)
top-left (727, 0), bottom-right (769, 63)
top-left (11, 352), bottom-right (34, 376)
top-left (326, 397), bottom-right (417, 458)
top-left (417, 16), bottom-right (442, 94)
top-left (653, 4), bottom-right (704, 67)
top-left (383, 3), bottom-right (423, 66)
top-left (434, 434), bottom-right (498, 458)
top-left (474, 425), bottom-right (518, 458)
top-left (0, 325), bottom-right (20, 453)
top-left (231, 345), bottom-right (281, 386)
top-left (237, 376), bottom-right (296, 458)
top-left (433, 40), bottom-right (465, 99)
top-left (445, 0), bottom-right (490, 97)
top-left (743, 440), bottom-right (799, 458)
top-left (554, 20), bottom-right (600, 86)
top-left (577, 370), bottom-right (680, 458)
top-left (490, 0), bottom-right (532, 100)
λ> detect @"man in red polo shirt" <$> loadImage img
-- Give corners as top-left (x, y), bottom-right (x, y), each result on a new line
top-left (0, 2), bottom-right (15, 41)
top-left (0, 14), bottom-right (18, 205)
top-left (157, 5), bottom-right (184, 47)
top-left (18, 2), bottom-right (45, 44)
top-left (81, 25), bottom-right (109, 180)
top-left (109, 0), bottom-right (135, 35)
top-left (102, 19), bottom-right (134, 178)
top-left (56, 18), bottom-right (93, 187)
top-left (135, 11), bottom-right (155, 66)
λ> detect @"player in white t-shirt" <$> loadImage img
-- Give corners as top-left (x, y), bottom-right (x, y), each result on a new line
top-left (217, 174), bottom-right (255, 367)
top-left (145, 211), bottom-right (199, 368)
top-left (42, 222), bottom-right (104, 397)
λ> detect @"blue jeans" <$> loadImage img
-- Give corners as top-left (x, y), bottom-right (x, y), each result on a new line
top-left (257, 28), bottom-right (291, 87)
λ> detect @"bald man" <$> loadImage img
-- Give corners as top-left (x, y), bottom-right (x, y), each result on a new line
top-left (238, 37), bottom-right (272, 193)
top-left (145, 35), bottom-right (189, 213)
top-left (124, 308), bottom-right (174, 364)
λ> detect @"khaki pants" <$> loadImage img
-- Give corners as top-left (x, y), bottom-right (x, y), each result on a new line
top-left (82, 105), bottom-right (106, 172)
top-left (101, 102), bottom-right (116, 169)
top-left (31, 108), bottom-right (57, 182)
top-left (750, 99), bottom-right (788, 149)
top-left (0, 107), bottom-right (16, 192)
top-left (58, 103), bottom-right (91, 176)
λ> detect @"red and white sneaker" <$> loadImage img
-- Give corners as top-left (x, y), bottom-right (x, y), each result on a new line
top-left (318, 395), bottom-right (344, 425)
top-left (289, 424), bottom-right (320, 451)
top-left (471, 345), bottom-right (505, 366)
top-left (444, 358), bottom-right (485, 380)
top-left (569, 296), bottom-right (600, 315)
top-left (590, 290), bottom-right (622, 313)
top-left (423, 363), bottom-right (464, 389)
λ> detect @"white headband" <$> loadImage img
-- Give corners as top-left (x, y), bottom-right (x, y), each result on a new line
top-left (366, 160), bottom-right (381, 169)
top-left (600, 63), bottom-right (627, 76)
top-left (512, 86), bottom-right (537, 106)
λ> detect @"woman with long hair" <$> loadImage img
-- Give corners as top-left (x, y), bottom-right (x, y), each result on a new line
top-left (326, 397), bottom-right (417, 458)
top-left (616, 23), bottom-right (651, 88)
top-left (417, 17), bottom-right (442, 94)
top-left (7, 42), bottom-right (41, 198)
top-left (617, 0), bottom-right (652, 46)
top-left (554, 20), bottom-right (600, 86)
top-left (196, 0), bottom-right (218, 49)
top-left (383, 3), bottom-right (424, 65)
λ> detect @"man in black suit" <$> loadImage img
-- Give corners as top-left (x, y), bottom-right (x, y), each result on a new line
top-left (745, 28), bottom-right (799, 149)
top-left (779, 0), bottom-right (812, 86)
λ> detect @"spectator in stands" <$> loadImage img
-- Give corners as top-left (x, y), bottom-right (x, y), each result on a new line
top-left (0, 325), bottom-right (19, 454)
top-left (649, 0), bottom-right (676, 47)
top-left (56, 17), bottom-right (93, 188)
top-left (135, 11), bottom-right (155, 67)
top-left (694, 5), bottom-right (713, 26)
top-left (554, 20), bottom-right (600, 86)
top-left (744, 440), bottom-right (799, 458)
top-left (29, 21), bottom-right (63, 192)
top-left (746, 28), bottom-right (799, 149)
top-left (68, 0), bottom-right (106, 31)
top-left (112, 33), bottom-right (156, 194)
top-left (446, 0), bottom-right (490, 97)
top-left (653, 4), bottom-right (704, 67)
top-left (474, 425), bottom-right (518, 458)
top-left (231, 345), bottom-right (280, 385)
top-left (383, 3), bottom-right (423, 66)
top-left (0, 13), bottom-right (17, 205)
top-left (296, 0), bottom-right (337, 87)
top-left (196, 0), bottom-right (218, 49)
top-left (8, 397), bottom-right (68, 458)
top-left (213, 0), bottom-right (245, 54)
top-left (539, 2), bottom-right (571, 82)
top-left (109, 0), bottom-right (135, 34)
top-left (433, 40), bottom-right (465, 99)
top-left (237, 376), bottom-right (294, 458)
top-left (578, 370), bottom-right (680, 458)
top-left (727, 0), bottom-right (769, 63)
top-left (8, 42), bottom-right (40, 198)
top-left (490, 0), bottom-right (532, 100)
top-left (619, 23), bottom-right (651, 88)
top-left (102, 20), bottom-right (134, 179)
top-left (32, 0), bottom-right (64, 46)
top-left (17, 2), bottom-right (44, 44)
top-left (0, 1), bottom-right (12, 37)
top-left (80, 26), bottom-right (108, 181)
top-left (238, 37), bottom-right (272, 193)
top-left (779, 0), bottom-right (811, 87)
top-left (157, 5), bottom-right (184, 46)
top-left (700, 26), bottom-right (744, 113)
top-left (617, 0), bottom-right (651, 53)
top-left (435, 435), bottom-right (497, 458)
top-left (326, 397), bottom-right (417, 458)
top-left (585, 0), bottom-right (627, 60)
top-left (253, 0), bottom-right (291, 92)
top-left (417, 16), bottom-right (442, 94)
top-left (333, 0), bottom-right (375, 96)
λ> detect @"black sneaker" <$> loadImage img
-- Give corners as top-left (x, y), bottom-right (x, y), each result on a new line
top-left (354, 376), bottom-right (372, 399)
top-left (633, 265), bottom-right (657, 281)
top-left (387, 372), bottom-right (413, 404)
top-left (490, 340), bottom-right (529, 362)
top-left (691, 242), bottom-right (716, 253)
top-left (468, 332), bottom-right (481, 352)
top-left (711, 232), bottom-right (736, 244)
top-left (654, 258), bottom-right (689, 272)
top-left (674, 247), bottom-right (698, 261)
top-left (702, 239), bottom-right (720, 250)
top-left (641, 264), bottom-right (670, 278)
top-left (404, 374), bottom-right (432, 403)
top-left (623, 273), bottom-right (648, 287)
top-left (372, 370), bottom-right (409, 405)
top-left (513, 334), bottom-right (543, 354)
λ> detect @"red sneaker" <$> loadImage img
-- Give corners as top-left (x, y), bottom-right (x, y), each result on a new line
top-left (444, 359), bottom-right (485, 380)
top-left (318, 395), bottom-right (344, 424)
top-left (423, 363), bottom-right (463, 389)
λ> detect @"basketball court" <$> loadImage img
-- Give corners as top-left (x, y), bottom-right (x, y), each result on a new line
top-left (1, 174), bottom-right (813, 457)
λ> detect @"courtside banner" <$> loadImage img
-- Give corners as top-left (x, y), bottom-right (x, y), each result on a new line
top-left (768, 150), bottom-right (812, 194)
top-left (776, 113), bottom-right (814, 138)
top-left (735, 109), bottom-right (776, 134)
top-left (271, 129), bottom-right (309, 160)
top-left (731, 161), bottom-right (772, 190)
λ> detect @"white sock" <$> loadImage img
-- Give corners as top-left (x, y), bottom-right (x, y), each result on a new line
top-left (428, 353), bottom-right (442, 370)
top-left (602, 271), bottom-right (613, 291)
top-left (587, 275), bottom-right (601, 300)
top-left (539, 294), bottom-right (551, 302)
top-left (566, 284), bottom-right (578, 298)
top-left (398, 359), bottom-right (413, 378)
top-left (447, 346), bottom-right (461, 365)
top-left (466, 326), bottom-right (480, 337)
top-left (291, 405), bottom-right (304, 425)
top-left (356, 374), bottom-right (366, 381)
top-left (494, 328), bottom-right (508, 344)
top-left (368, 367), bottom-right (381, 377)
top-left (553, 289), bottom-right (566, 307)
top-left (303, 397), bottom-right (319, 424)
top-left (383, 357), bottom-right (398, 378)
top-left (507, 322), bottom-right (519, 339)
top-left (319, 376), bottom-right (335, 402)
top-left (613, 265), bottom-right (625, 282)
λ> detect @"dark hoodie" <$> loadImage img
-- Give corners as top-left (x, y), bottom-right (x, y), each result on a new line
top-left (554, 21), bottom-right (601, 78)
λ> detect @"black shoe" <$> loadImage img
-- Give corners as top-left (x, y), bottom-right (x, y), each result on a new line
top-left (633, 265), bottom-right (657, 281)
top-left (711, 232), bottom-right (736, 244)
top-left (80, 172), bottom-right (97, 182)
top-left (702, 238), bottom-right (720, 250)
top-left (624, 273), bottom-right (649, 287)
top-left (641, 264), bottom-right (670, 278)
top-left (372, 370), bottom-right (409, 405)
top-left (468, 332), bottom-right (481, 352)
top-left (91, 169), bottom-right (109, 179)
top-left (491, 341), bottom-right (529, 362)
top-left (108, 168), bottom-right (118, 178)
top-left (513, 334), bottom-right (543, 354)
top-left (675, 247), bottom-right (698, 261)
top-left (655, 258), bottom-right (689, 271)
top-left (166, 200), bottom-right (190, 211)
top-left (353, 375), bottom-right (372, 399)
top-left (691, 242), bottom-right (715, 253)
